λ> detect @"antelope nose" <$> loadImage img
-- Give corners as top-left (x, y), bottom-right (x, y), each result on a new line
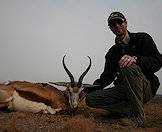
top-left (74, 104), bottom-right (77, 108)
top-left (73, 102), bottom-right (78, 108)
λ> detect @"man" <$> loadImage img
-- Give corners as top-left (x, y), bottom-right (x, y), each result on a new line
top-left (85, 12), bottom-right (162, 126)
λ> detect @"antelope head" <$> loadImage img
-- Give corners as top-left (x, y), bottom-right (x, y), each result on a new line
top-left (50, 55), bottom-right (96, 109)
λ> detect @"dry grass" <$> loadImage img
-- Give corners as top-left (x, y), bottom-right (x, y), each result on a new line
top-left (62, 115), bottom-right (96, 132)
top-left (0, 95), bottom-right (162, 132)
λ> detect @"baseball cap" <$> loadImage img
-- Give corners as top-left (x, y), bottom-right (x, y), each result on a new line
top-left (108, 12), bottom-right (126, 23)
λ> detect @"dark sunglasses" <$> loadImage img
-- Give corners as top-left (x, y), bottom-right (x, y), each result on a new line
top-left (108, 19), bottom-right (125, 28)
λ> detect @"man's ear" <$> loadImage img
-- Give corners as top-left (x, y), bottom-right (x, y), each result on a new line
top-left (124, 20), bottom-right (128, 27)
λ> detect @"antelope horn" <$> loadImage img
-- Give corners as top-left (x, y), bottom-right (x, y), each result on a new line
top-left (62, 55), bottom-right (75, 87)
top-left (77, 56), bottom-right (91, 87)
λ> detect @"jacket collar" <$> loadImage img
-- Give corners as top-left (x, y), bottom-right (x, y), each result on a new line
top-left (115, 30), bottom-right (130, 45)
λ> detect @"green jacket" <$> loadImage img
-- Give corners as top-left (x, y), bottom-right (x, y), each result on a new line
top-left (94, 31), bottom-right (162, 95)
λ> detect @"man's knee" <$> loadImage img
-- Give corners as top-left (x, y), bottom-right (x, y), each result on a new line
top-left (119, 64), bottom-right (142, 77)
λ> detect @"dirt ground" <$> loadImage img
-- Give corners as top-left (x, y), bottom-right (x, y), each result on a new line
top-left (0, 95), bottom-right (162, 132)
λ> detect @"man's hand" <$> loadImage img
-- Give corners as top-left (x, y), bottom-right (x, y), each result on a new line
top-left (119, 55), bottom-right (137, 68)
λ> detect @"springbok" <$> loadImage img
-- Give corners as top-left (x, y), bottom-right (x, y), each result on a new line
top-left (0, 55), bottom-right (96, 114)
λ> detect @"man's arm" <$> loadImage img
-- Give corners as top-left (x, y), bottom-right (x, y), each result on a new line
top-left (93, 48), bottom-right (118, 89)
top-left (135, 33), bottom-right (162, 73)
top-left (84, 48), bottom-right (118, 93)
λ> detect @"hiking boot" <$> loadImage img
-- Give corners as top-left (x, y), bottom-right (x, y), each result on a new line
top-left (119, 113), bottom-right (145, 127)
top-left (130, 113), bottom-right (146, 127)
top-left (118, 117), bottom-right (136, 126)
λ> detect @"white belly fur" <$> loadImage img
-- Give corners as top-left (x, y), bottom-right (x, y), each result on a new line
top-left (9, 91), bottom-right (57, 114)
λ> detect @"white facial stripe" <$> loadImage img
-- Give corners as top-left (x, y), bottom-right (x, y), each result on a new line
top-left (68, 86), bottom-right (83, 108)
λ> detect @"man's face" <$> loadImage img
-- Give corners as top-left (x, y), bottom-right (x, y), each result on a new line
top-left (109, 19), bottom-right (127, 36)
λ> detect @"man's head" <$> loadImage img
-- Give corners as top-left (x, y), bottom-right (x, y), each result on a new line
top-left (108, 12), bottom-right (127, 37)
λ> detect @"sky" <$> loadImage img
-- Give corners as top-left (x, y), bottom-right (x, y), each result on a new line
top-left (0, 0), bottom-right (162, 94)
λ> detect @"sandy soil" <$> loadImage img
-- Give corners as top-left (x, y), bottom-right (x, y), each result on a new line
top-left (0, 95), bottom-right (162, 132)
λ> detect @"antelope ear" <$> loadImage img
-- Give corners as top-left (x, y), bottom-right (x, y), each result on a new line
top-left (49, 82), bottom-right (68, 87)
top-left (82, 84), bottom-right (100, 88)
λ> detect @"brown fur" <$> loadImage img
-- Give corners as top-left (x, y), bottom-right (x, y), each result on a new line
top-left (0, 81), bottom-right (67, 110)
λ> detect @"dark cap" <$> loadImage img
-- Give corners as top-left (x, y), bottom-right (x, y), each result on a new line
top-left (108, 12), bottom-right (126, 23)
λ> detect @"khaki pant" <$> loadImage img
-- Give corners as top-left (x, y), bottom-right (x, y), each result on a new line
top-left (86, 64), bottom-right (153, 116)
